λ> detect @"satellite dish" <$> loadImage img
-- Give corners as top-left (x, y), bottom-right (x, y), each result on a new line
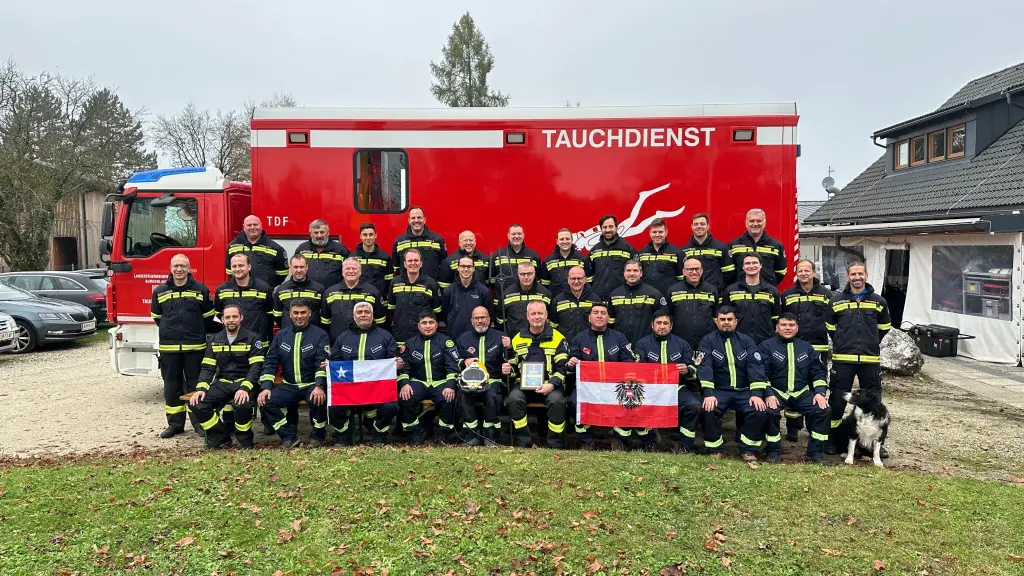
top-left (821, 176), bottom-right (835, 189)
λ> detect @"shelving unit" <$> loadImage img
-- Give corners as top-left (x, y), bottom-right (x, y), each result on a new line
top-left (962, 270), bottom-right (1012, 321)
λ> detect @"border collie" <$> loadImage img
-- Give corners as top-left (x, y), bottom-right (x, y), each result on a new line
top-left (839, 388), bottom-right (890, 468)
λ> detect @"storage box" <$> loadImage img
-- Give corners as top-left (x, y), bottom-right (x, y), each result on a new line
top-left (908, 324), bottom-right (961, 358)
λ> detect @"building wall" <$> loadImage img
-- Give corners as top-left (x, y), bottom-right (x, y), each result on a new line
top-left (0, 191), bottom-right (106, 272)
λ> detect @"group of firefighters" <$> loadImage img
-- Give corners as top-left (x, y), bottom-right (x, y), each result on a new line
top-left (151, 205), bottom-right (891, 462)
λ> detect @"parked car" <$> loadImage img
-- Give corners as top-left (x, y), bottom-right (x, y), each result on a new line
top-left (0, 312), bottom-right (16, 353)
top-left (0, 282), bottom-right (97, 353)
top-left (0, 270), bottom-right (107, 323)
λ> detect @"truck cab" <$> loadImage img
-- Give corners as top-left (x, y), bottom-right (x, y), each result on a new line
top-left (101, 167), bottom-right (251, 376)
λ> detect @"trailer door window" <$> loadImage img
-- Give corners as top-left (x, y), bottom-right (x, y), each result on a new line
top-left (354, 150), bottom-right (408, 213)
top-left (123, 197), bottom-right (199, 258)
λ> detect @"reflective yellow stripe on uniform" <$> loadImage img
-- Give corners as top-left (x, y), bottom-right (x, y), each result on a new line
top-left (725, 339), bottom-right (737, 388)
top-left (165, 405), bottom-right (186, 414)
top-left (597, 334), bottom-right (605, 362)
top-left (292, 331), bottom-right (303, 384)
top-left (424, 339), bottom-right (433, 384)
top-left (786, 342), bottom-right (795, 393)
top-left (358, 333), bottom-right (367, 360)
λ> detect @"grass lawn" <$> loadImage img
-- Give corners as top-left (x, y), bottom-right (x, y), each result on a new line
top-left (1, 448), bottom-right (1022, 575)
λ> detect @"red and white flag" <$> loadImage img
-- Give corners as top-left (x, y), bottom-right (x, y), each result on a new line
top-left (576, 361), bottom-right (678, 429)
top-left (327, 359), bottom-right (398, 406)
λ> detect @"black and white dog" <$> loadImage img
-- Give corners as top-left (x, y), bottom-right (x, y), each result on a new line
top-left (838, 388), bottom-right (891, 468)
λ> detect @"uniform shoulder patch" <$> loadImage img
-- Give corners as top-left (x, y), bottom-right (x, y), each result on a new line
top-left (753, 351), bottom-right (762, 361)
top-left (446, 339), bottom-right (455, 348)
top-left (253, 341), bottom-right (263, 350)
top-left (324, 345), bottom-right (331, 354)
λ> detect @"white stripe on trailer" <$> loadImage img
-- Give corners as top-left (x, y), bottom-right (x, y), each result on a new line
top-left (250, 129), bottom-right (504, 149)
top-left (756, 126), bottom-right (798, 146)
top-left (575, 380), bottom-right (678, 407)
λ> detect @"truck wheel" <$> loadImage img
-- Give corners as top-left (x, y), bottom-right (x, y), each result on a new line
top-left (12, 320), bottom-right (37, 354)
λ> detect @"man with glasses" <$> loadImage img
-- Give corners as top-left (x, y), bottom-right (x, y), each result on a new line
top-left (666, 258), bottom-right (719, 351)
top-left (550, 266), bottom-right (600, 342)
top-left (455, 306), bottom-right (506, 446)
top-left (496, 261), bottom-right (551, 339)
top-left (442, 256), bottom-right (493, 341)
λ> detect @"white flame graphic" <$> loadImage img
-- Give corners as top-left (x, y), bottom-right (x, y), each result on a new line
top-left (571, 183), bottom-right (685, 251)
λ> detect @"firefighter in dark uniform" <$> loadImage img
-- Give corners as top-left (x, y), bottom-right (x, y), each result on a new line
top-left (489, 223), bottom-right (542, 288)
top-left (388, 249), bottom-right (443, 347)
top-left (327, 301), bottom-right (400, 445)
top-left (542, 228), bottom-right (593, 297)
top-left (397, 311), bottom-right (461, 445)
top-left (666, 258), bottom-right (719, 351)
top-left (589, 214), bottom-right (637, 300)
top-left (567, 302), bottom-right (634, 449)
top-left (681, 212), bottom-right (734, 292)
top-left (506, 301), bottom-right (570, 449)
top-left (438, 230), bottom-right (489, 288)
top-left (455, 306), bottom-right (506, 446)
top-left (256, 299), bottom-right (331, 449)
top-left (216, 252), bottom-right (274, 345)
top-left (294, 219), bottom-right (350, 289)
top-left (780, 259), bottom-right (833, 441)
top-left (550, 266), bottom-right (600, 343)
top-left (226, 215), bottom-right (289, 288)
top-left (441, 255), bottom-right (493, 341)
top-left (353, 222), bottom-right (394, 296)
top-left (728, 208), bottom-right (788, 287)
top-left (635, 311), bottom-right (700, 453)
top-left (826, 261), bottom-right (891, 456)
top-left (496, 261), bottom-right (552, 338)
top-left (189, 303), bottom-right (264, 449)
top-left (152, 254), bottom-right (217, 439)
top-left (637, 218), bottom-right (682, 297)
top-left (392, 206), bottom-right (447, 279)
top-left (321, 257), bottom-right (386, 343)
top-left (608, 259), bottom-right (667, 344)
top-left (722, 253), bottom-right (781, 345)
top-left (273, 254), bottom-right (325, 330)
top-left (698, 306), bottom-right (769, 462)
top-left (759, 313), bottom-right (830, 464)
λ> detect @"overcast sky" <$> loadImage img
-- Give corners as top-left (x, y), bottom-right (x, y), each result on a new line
top-left (4, 0), bottom-right (1023, 199)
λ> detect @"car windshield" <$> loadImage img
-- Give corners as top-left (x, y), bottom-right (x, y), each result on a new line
top-left (0, 281), bottom-right (35, 300)
top-left (93, 277), bottom-right (109, 289)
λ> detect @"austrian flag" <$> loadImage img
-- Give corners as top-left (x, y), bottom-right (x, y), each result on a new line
top-left (327, 359), bottom-right (398, 406)
top-left (576, 361), bottom-right (678, 429)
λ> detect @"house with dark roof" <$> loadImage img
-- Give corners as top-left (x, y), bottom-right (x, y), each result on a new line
top-left (801, 61), bottom-right (1024, 364)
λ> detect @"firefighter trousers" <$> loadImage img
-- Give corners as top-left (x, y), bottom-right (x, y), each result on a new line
top-left (677, 387), bottom-right (702, 451)
top-left (399, 381), bottom-right (456, 435)
top-left (785, 352), bottom-right (830, 433)
top-left (829, 362), bottom-right (882, 441)
top-left (568, 388), bottom-right (595, 445)
top-left (160, 351), bottom-right (204, 431)
top-left (328, 403), bottom-right (399, 437)
top-left (702, 389), bottom-right (767, 456)
top-left (193, 382), bottom-right (255, 448)
top-left (765, 391), bottom-right (829, 457)
top-left (508, 387), bottom-right (566, 449)
top-left (262, 384), bottom-right (328, 443)
top-left (458, 383), bottom-right (504, 440)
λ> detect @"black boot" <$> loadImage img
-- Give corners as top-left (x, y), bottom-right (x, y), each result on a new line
top-left (160, 425), bottom-right (185, 439)
top-left (785, 428), bottom-right (799, 442)
top-left (409, 430), bottom-right (426, 446)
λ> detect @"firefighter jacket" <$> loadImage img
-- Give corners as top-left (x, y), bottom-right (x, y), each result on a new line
top-left (697, 330), bottom-right (768, 397)
top-left (259, 322), bottom-right (330, 390)
top-left (294, 238), bottom-right (350, 289)
top-left (570, 327), bottom-right (634, 363)
top-left (456, 328), bottom-right (505, 385)
top-left (634, 332), bottom-right (698, 385)
top-left (550, 285), bottom-right (601, 342)
top-left (214, 276), bottom-right (274, 343)
top-left (722, 280), bottom-right (781, 345)
top-left (321, 280), bottom-right (386, 342)
top-left (496, 281), bottom-right (552, 337)
top-left (666, 280), bottom-right (719, 351)
top-left (826, 283), bottom-right (891, 364)
top-left (353, 244), bottom-right (394, 296)
top-left (541, 246), bottom-right (593, 297)
top-left (151, 274), bottom-right (217, 352)
top-left (728, 231), bottom-right (788, 286)
top-left (608, 281), bottom-right (667, 344)
top-left (489, 243), bottom-right (542, 286)
top-left (225, 230), bottom-right (289, 288)
top-left (392, 225), bottom-right (447, 279)
top-left (782, 279), bottom-right (833, 353)
top-left (441, 280), bottom-right (493, 341)
top-left (330, 325), bottom-right (397, 361)
top-left (196, 327), bottom-right (265, 391)
top-left (681, 233), bottom-right (733, 292)
top-left (758, 335), bottom-right (828, 399)
top-left (589, 235), bottom-right (637, 299)
top-left (399, 332), bottom-right (460, 388)
top-left (509, 323), bottom-right (569, 390)
top-left (273, 276), bottom-right (325, 330)
top-left (438, 249), bottom-right (489, 288)
top-left (638, 241), bottom-right (683, 296)
top-left (387, 273), bottom-right (443, 345)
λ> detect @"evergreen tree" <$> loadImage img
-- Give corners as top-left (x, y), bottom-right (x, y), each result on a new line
top-left (430, 12), bottom-right (510, 107)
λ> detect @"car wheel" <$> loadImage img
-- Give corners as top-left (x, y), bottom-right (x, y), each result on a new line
top-left (12, 320), bottom-right (37, 354)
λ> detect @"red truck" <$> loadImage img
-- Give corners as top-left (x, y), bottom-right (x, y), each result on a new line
top-left (102, 104), bottom-right (799, 376)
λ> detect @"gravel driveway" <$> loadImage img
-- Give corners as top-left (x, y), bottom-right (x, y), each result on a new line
top-left (2, 340), bottom-right (1022, 481)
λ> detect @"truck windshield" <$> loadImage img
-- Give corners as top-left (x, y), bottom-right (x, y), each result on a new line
top-left (123, 197), bottom-right (199, 258)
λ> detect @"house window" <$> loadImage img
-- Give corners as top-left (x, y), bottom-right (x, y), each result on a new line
top-left (354, 150), bottom-right (409, 214)
top-left (931, 245), bottom-right (1013, 321)
top-left (894, 141), bottom-right (909, 169)
top-left (928, 130), bottom-right (946, 162)
top-left (948, 124), bottom-right (966, 158)
top-left (821, 246), bottom-right (864, 290)
top-left (911, 136), bottom-right (926, 166)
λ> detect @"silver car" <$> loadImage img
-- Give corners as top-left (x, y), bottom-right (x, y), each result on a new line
top-left (0, 282), bottom-right (96, 353)
top-left (0, 312), bottom-right (16, 353)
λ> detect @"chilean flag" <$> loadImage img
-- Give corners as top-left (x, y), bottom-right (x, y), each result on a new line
top-left (327, 359), bottom-right (398, 406)
top-left (576, 361), bottom-right (678, 429)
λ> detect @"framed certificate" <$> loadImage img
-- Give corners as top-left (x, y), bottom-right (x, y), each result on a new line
top-left (521, 362), bottom-right (545, 390)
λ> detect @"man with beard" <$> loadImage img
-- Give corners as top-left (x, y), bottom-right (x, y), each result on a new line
top-left (589, 214), bottom-right (637, 300)
top-left (321, 257), bottom-right (386, 343)
top-left (638, 218), bottom-right (683, 297)
top-left (273, 254), bottom-right (325, 330)
top-left (506, 301), bottom-right (570, 449)
top-left (392, 206), bottom-right (446, 279)
top-left (666, 258), bottom-right (719, 351)
top-left (295, 219), bottom-right (350, 289)
top-left (455, 306), bottom-right (505, 446)
top-left (608, 259), bottom-right (667, 344)
top-left (225, 215), bottom-right (288, 288)
top-left (550, 266), bottom-right (600, 343)
top-left (353, 222), bottom-right (394, 296)
top-left (542, 228), bottom-right (593, 298)
top-left (388, 249), bottom-right (443, 347)
top-left (438, 230), bottom-right (489, 288)
top-left (634, 311), bottom-right (700, 453)
top-left (441, 256), bottom-right (493, 341)
top-left (397, 311), bottom-right (461, 446)
top-left (489, 223), bottom-right (542, 288)
top-left (681, 213), bottom-right (733, 292)
top-left (496, 261), bottom-right (551, 338)
top-left (215, 252), bottom-right (274, 346)
top-left (728, 208), bottom-right (788, 287)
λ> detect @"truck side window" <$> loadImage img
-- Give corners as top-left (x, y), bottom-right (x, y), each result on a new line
top-left (354, 150), bottom-right (408, 213)
top-left (123, 197), bottom-right (199, 258)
